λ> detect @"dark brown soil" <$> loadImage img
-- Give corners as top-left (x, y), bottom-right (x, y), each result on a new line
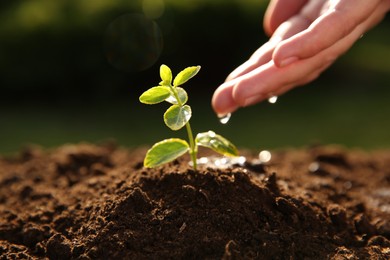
top-left (0, 143), bottom-right (389, 259)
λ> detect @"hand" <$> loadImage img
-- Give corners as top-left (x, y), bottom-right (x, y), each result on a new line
top-left (212, 0), bottom-right (390, 116)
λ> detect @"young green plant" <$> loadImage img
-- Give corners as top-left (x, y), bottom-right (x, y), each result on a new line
top-left (139, 64), bottom-right (238, 170)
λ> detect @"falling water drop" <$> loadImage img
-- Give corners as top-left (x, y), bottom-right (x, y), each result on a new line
top-left (268, 95), bottom-right (278, 104)
top-left (219, 113), bottom-right (231, 124)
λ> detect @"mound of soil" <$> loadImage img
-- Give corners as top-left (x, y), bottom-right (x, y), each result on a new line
top-left (0, 143), bottom-right (389, 259)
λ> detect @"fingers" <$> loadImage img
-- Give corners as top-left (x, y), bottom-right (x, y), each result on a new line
top-left (212, 55), bottom-right (329, 115)
top-left (227, 15), bottom-right (313, 82)
top-left (239, 60), bottom-right (332, 108)
top-left (264, 0), bottom-right (309, 36)
top-left (212, 8), bottom-right (369, 116)
top-left (231, 57), bottom-right (330, 106)
top-left (273, 0), bottom-right (382, 67)
top-left (212, 82), bottom-right (240, 116)
top-left (212, 11), bottom-right (325, 115)
top-left (212, 0), bottom-right (390, 115)
top-left (227, 0), bottom-right (317, 83)
top-left (225, 41), bottom-right (276, 82)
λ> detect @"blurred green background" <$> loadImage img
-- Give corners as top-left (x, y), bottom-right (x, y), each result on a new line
top-left (1, 0), bottom-right (390, 155)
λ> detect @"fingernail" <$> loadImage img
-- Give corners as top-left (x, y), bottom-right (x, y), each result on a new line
top-left (279, 56), bottom-right (298, 67)
top-left (217, 113), bottom-right (228, 118)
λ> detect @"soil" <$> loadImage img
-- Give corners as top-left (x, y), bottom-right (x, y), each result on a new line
top-left (0, 143), bottom-right (389, 259)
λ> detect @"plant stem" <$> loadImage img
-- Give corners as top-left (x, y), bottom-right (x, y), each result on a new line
top-left (169, 84), bottom-right (198, 170)
top-left (185, 121), bottom-right (197, 170)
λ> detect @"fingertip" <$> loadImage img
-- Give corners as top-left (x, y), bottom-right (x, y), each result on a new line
top-left (211, 84), bottom-right (239, 116)
top-left (263, 11), bottom-right (275, 37)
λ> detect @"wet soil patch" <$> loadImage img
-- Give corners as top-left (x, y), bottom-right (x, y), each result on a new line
top-left (0, 143), bottom-right (389, 259)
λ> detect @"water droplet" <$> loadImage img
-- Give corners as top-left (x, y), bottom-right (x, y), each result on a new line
top-left (189, 157), bottom-right (208, 167)
top-left (259, 150), bottom-right (272, 163)
top-left (268, 95), bottom-right (278, 104)
top-left (215, 157), bottom-right (229, 167)
top-left (189, 155), bottom-right (247, 169)
top-left (308, 162), bottom-right (320, 173)
top-left (219, 113), bottom-right (231, 124)
top-left (207, 131), bottom-right (216, 138)
top-left (235, 156), bottom-right (247, 166)
top-left (197, 157), bottom-right (209, 165)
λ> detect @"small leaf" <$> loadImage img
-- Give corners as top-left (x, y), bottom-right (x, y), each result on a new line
top-left (144, 138), bottom-right (189, 167)
top-left (164, 105), bottom-right (192, 130)
top-left (196, 131), bottom-right (238, 157)
top-left (139, 86), bottom-right (171, 104)
top-left (173, 66), bottom-right (201, 87)
top-left (165, 87), bottom-right (188, 105)
top-left (160, 64), bottom-right (172, 85)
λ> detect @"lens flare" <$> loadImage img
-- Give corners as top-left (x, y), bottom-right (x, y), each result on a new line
top-left (104, 14), bottom-right (163, 72)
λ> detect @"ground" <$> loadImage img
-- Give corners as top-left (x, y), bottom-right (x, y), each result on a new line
top-left (0, 143), bottom-right (389, 259)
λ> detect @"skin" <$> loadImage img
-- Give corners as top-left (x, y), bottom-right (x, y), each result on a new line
top-left (212, 0), bottom-right (390, 116)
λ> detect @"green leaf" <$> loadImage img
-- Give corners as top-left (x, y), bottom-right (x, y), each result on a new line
top-left (144, 138), bottom-right (189, 167)
top-left (139, 86), bottom-right (171, 104)
top-left (165, 87), bottom-right (188, 105)
top-left (164, 104), bottom-right (192, 130)
top-left (160, 64), bottom-right (172, 85)
top-left (195, 131), bottom-right (238, 157)
top-left (173, 66), bottom-right (201, 87)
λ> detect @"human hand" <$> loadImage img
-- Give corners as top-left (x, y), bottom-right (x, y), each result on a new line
top-left (212, 0), bottom-right (390, 116)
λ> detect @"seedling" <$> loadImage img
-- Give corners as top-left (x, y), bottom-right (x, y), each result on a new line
top-left (139, 64), bottom-right (238, 170)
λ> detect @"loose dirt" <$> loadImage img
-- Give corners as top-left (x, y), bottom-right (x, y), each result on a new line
top-left (0, 143), bottom-right (389, 259)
